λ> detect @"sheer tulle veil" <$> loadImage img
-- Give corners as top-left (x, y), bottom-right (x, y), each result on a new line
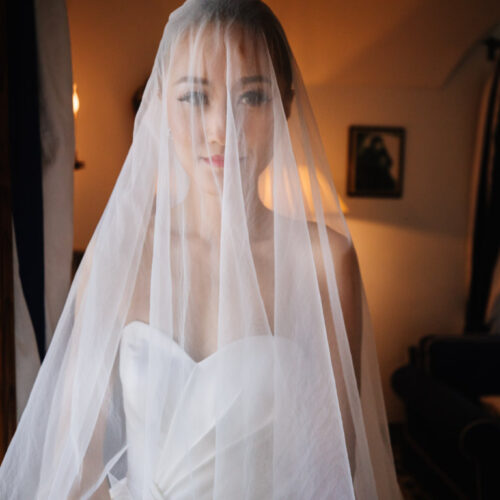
top-left (0, 0), bottom-right (401, 498)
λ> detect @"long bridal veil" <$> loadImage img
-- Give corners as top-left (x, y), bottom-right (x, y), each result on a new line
top-left (0, 0), bottom-right (401, 498)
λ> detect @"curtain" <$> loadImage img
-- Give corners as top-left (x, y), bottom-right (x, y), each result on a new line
top-left (5, 0), bottom-right (74, 423)
top-left (466, 54), bottom-right (500, 332)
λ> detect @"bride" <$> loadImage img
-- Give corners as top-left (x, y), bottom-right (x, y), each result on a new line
top-left (0, 0), bottom-right (401, 498)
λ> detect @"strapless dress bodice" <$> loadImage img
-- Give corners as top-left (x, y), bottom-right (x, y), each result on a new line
top-left (110, 321), bottom-right (287, 499)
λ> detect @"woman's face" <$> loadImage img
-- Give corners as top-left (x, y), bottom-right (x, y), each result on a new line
top-left (166, 24), bottom-right (276, 195)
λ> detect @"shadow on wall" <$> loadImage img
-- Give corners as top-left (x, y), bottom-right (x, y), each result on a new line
top-left (331, 0), bottom-right (500, 87)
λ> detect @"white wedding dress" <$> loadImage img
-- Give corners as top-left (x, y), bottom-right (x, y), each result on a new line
top-left (110, 321), bottom-right (292, 499)
top-left (0, 2), bottom-right (402, 497)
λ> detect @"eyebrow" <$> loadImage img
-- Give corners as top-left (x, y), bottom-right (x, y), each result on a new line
top-left (175, 76), bottom-right (209, 85)
top-left (174, 75), bottom-right (271, 85)
top-left (240, 75), bottom-right (271, 85)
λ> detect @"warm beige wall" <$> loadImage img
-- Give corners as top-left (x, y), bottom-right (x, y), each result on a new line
top-left (67, 0), bottom-right (183, 248)
top-left (67, 0), bottom-right (498, 420)
top-left (304, 55), bottom-right (494, 420)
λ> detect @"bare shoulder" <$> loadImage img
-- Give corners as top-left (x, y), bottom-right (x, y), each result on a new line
top-left (306, 223), bottom-right (362, 375)
top-left (306, 221), bottom-right (355, 269)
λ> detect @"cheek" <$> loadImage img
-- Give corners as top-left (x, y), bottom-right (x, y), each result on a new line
top-left (168, 102), bottom-right (204, 162)
top-left (241, 110), bottom-right (274, 164)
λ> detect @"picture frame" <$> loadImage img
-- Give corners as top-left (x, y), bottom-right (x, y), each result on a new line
top-left (347, 125), bottom-right (405, 198)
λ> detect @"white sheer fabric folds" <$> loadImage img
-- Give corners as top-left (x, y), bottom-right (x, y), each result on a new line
top-left (0, 0), bottom-right (401, 498)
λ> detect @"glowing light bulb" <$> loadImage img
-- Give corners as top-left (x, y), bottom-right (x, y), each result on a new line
top-left (72, 83), bottom-right (80, 117)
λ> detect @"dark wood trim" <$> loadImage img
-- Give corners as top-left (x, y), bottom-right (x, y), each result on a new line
top-left (0, 0), bottom-right (17, 460)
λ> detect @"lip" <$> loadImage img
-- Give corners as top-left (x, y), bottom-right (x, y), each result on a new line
top-left (201, 155), bottom-right (225, 168)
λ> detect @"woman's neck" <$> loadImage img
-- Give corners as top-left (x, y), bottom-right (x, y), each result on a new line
top-left (175, 184), bottom-right (272, 243)
top-left (184, 186), bottom-right (222, 241)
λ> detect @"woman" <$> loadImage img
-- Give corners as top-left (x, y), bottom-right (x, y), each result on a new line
top-left (0, 0), bottom-right (401, 498)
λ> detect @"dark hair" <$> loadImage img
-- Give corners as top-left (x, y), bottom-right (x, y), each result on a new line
top-left (199, 0), bottom-right (294, 115)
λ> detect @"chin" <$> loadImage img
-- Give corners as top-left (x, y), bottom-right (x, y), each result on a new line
top-left (190, 170), bottom-right (223, 197)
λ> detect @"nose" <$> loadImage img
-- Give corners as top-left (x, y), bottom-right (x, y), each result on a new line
top-left (205, 98), bottom-right (226, 147)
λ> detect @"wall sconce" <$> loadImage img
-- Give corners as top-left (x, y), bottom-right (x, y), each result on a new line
top-left (258, 164), bottom-right (349, 218)
top-left (73, 83), bottom-right (84, 170)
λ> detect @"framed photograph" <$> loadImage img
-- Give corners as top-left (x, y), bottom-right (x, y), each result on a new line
top-left (347, 125), bottom-right (405, 198)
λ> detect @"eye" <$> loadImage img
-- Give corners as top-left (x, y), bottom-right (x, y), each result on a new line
top-left (238, 89), bottom-right (270, 107)
top-left (178, 90), bottom-right (208, 106)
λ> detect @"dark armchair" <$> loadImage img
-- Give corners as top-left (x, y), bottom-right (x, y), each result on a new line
top-left (392, 335), bottom-right (500, 499)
